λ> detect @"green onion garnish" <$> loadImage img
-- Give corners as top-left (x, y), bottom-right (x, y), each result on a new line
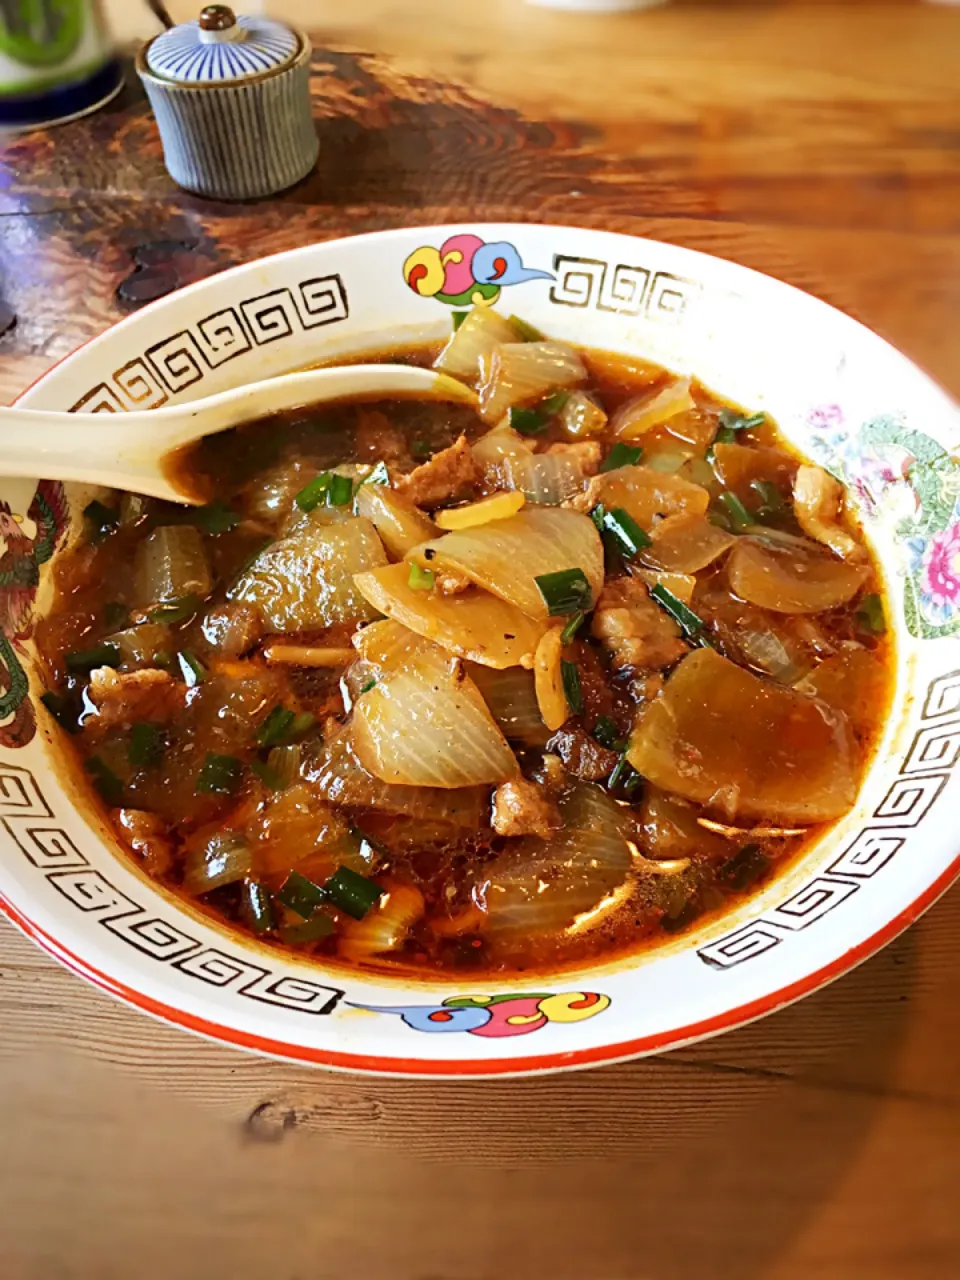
top-left (250, 759), bottom-right (283, 792)
top-left (561, 659), bottom-right (584, 716)
top-left (650, 584), bottom-right (704, 640)
top-left (721, 843), bottom-right (771, 891)
top-left (276, 870), bottom-right (326, 920)
top-left (295, 473), bottom-right (331, 512)
top-left (560, 611), bottom-right (586, 644)
top-left (85, 756), bottom-right (124, 805)
top-left (451, 310), bottom-right (469, 331)
top-left (177, 649), bottom-right (207, 688)
top-left (607, 752), bottom-right (640, 794)
top-left (196, 752), bottom-right (242, 796)
top-left (84, 499), bottom-right (119, 541)
top-left (40, 691), bottom-right (79, 734)
top-left (324, 866), bottom-right (383, 920)
top-left (535, 567), bottom-right (592, 616)
top-left (359, 677), bottom-right (377, 695)
top-left (287, 711), bottom-right (316, 740)
top-left (509, 315), bottom-right (544, 342)
top-left (102, 601), bottom-right (129, 630)
top-left (509, 406), bottom-right (548, 436)
top-left (590, 503), bottom-right (607, 535)
top-left (408, 562), bottom-right (435, 591)
top-left (191, 500), bottom-right (240, 535)
top-left (719, 409), bottom-right (766, 432)
top-left (280, 912), bottom-right (335, 945)
top-left (601, 507), bottom-right (652, 557)
top-left (749, 480), bottom-right (784, 516)
top-left (327, 473), bottom-right (354, 506)
top-left (601, 442), bottom-right (643, 473)
top-left (541, 390), bottom-right (570, 415)
top-left (256, 705), bottom-right (296, 747)
top-left (718, 491), bottom-right (753, 533)
top-left (148, 594), bottom-right (202, 625)
top-left (857, 592), bottom-right (886, 635)
top-left (363, 461), bottom-right (390, 486)
top-left (242, 880), bottom-right (276, 936)
top-left (128, 722), bottom-right (163, 768)
top-left (714, 426), bottom-right (736, 446)
top-left (592, 716), bottom-right (623, 750)
top-left (65, 642), bottom-right (120, 674)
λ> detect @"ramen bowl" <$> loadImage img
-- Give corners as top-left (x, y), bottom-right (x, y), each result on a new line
top-left (2, 224), bottom-right (958, 1077)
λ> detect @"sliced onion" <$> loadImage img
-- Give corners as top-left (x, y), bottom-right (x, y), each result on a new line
top-left (640, 513), bottom-right (736, 573)
top-left (797, 647), bottom-right (889, 737)
top-left (559, 390), bottom-right (608, 439)
top-left (252, 780), bottom-right (352, 878)
top-left (501, 451), bottom-right (588, 506)
top-left (263, 644), bottom-right (356, 668)
top-left (627, 647), bottom-right (858, 824)
top-left (435, 491), bottom-right (525, 530)
top-left (793, 464), bottom-right (864, 561)
top-left (134, 526), bottom-right (211, 610)
top-left (473, 784), bottom-right (633, 939)
top-left (183, 830), bottom-right (253, 895)
top-left (354, 484), bottom-right (436, 558)
top-left (352, 643), bottom-right (518, 788)
top-left (338, 880), bottom-right (425, 962)
top-left (633, 569), bottom-right (697, 604)
top-left (354, 563), bottom-right (545, 669)
top-left (230, 516), bottom-right (387, 632)
top-left (712, 442), bottom-right (797, 502)
top-left (352, 618), bottom-right (424, 673)
top-left (433, 306), bottom-right (520, 380)
top-left (534, 625), bottom-right (569, 731)
top-left (471, 424), bottom-right (535, 482)
top-left (200, 602), bottom-right (261, 659)
top-left (110, 623), bottom-right (173, 670)
top-left (410, 506), bottom-right (604, 620)
top-left (465, 663), bottom-right (549, 745)
top-left (727, 538), bottom-right (869, 614)
top-left (611, 377), bottom-right (695, 440)
top-left (243, 457), bottom-right (317, 524)
top-left (263, 744), bottom-right (302, 791)
top-left (477, 341), bottom-right (587, 424)
top-left (640, 787), bottom-right (731, 861)
top-left (594, 465), bottom-right (710, 531)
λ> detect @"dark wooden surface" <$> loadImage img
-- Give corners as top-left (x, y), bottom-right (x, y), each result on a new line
top-left (1, 3), bottom-right (959, 1277)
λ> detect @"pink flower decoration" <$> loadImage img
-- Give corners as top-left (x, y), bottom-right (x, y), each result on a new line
top-left (921, 521), bottom-right (960, 610)
top-left (808, 404), bottom-right (844, 431)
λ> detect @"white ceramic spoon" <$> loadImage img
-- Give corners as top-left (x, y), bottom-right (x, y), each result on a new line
top-left (3, 365), bottom-right (476, 504)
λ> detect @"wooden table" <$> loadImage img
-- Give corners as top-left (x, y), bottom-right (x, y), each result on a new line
top-left (1, 3), bottom-right (958, 1276)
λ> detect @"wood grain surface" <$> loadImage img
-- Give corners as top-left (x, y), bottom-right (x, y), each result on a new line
top-left (1, 3), bottom-right (959, 1277)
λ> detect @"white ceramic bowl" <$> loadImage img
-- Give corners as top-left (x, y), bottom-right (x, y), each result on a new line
top-left (2, 224), bottom-right (958, 1078)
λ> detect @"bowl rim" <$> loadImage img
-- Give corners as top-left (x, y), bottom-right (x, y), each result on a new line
top-left (6, 222), bottom-right (959, 1077)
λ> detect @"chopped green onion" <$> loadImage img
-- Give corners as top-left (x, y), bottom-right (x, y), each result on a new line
top-left (601, 442), bottom-right (643, 473)
top-left (607, 752), bottom-right (639, 794)
top-left (408, 562), bottom-right (435, 592)
top-left (541, 389), bottom-right (570, 415)
top-left (295, 470), bottom-right (354, 512)
top-left (177, 649), bottom-right (207, 687)
top-left (451, 310), bottom-right (469, 331)
top-left (560, 611), bottom-right (586, 644)
top-left (324, 866), bottom-right (383, 920)
top-left (623, 770), bottom-right (643, 798)
top-left (601, 506), bottom-right (652, 557)
top-left (84, 499), bottom-right (119, 541)
top-left (128, 722), bottom-right (163, 768)
top-left (714, 426), bottom-right (736, 446)
top-left (85, 756), bottom-right (124, 806)
top-left (509, 406), bottom-right (548, 436)
top-left (148, 594), bottom-right (202, 625)
top-left (153, 648), bottom-right (174, 670)
top-left (593, 716), bottom-right (625, 750)
top-left (256, 705), bottom-right (296, 748)
top-left (102, 601), bottom-right (129, 630)
top-left (719, 409), bottom-right (766, 432)
top-left (718, 491), bottom-right (753, 533)
top-left (65, 642), bottom-right (120, 674)
top-left (195, 752), bottom-right (242, 796)
top-left (363, 461), bottom-right (390, 487)
top-left (857, 593), bottom-right (886, 635)
top-left (650, 583), bottom-right (704, 640)
top-left (535, 567), bottom-right (592, 616)
top-left (721, 843), bottom-right (771, 891)
top-left (287, 711), bottom-right (316, 741)
top-left (509, 315), bottom-right (544, 342)
top-left (749, 480), bottom-right (785, 515)
top-left (276, 870), bottom-right (326, 920)
top-left (327, 473), bottom-right (354, 507)
top-left (561, 659), bottom-right (584, 716)
top-left (242, 879), bottom-right (276, 936)
top-left (590, 503), bottom-right (607, 535)
top-left (360, 677), bottom-right (377, 695)
top-left (191, 500), bottom-right (240, 535)
top-left (40, 691), bottom-right (79, 734)
top-left (411, 439), bottom-right (432, 460)
top-left (280, 912), bottom-right (335, 945)
top-left (708, 508), bottom-right (732, 531)
top-left (250, 759), bottom-right (283, 792)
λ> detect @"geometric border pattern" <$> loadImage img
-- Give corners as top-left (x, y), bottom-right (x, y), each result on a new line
top-left (68, 274), bottom-right (349, 414)
top-left (550, 253), bottom-right (701, 323)
top-left (0, 761), bottom-right (343, 1016)
top-left (698, 668), bottom-right (958, 968)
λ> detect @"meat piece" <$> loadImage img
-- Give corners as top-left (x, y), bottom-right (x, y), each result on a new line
top-left (564, 472), bottom-right (605, 514)
top-left (536, 752), bottom-right (568, 795)
top-left (396, 434), bottom-right (479, 508)
top-left (201, 601), bottom-right (262, 659)
top-left (547, 726), bottom-right (619, 781)
top-left (115, 808), bottom-right (175, 878)
top-left (793, 464), bottom-right (864, 561)
top-left (546, 441), bottom-right (602, 476)
top-left (591, 577), bottom-right (688, 670)
top-left (491, 778), bottom-right (561, 838)
top-left (86, 667), bottom-right (187, 730)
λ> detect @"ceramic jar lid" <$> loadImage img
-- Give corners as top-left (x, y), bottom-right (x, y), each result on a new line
top-left (145, 4), bottom-right (300, 86)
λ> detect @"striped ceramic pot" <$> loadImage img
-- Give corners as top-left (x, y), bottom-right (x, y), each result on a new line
top-left (135, 4), bottom-right (319, 201)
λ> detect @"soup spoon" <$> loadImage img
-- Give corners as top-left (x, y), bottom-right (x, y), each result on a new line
top-left (0, 365), bottom-right (476, 505)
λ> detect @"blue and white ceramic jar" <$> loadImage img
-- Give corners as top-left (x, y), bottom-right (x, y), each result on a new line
top-left (136, 4), bottom-right (319, 201)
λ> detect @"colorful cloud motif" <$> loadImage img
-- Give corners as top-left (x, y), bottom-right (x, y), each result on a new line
top-left (348, 991), bottom-right (610, 1038)
top-left (403, 235), bottom-right (555, 307)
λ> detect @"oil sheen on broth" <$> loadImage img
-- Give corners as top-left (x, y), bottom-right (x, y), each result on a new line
top-left (36, 308), bottom-right (893, 977)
